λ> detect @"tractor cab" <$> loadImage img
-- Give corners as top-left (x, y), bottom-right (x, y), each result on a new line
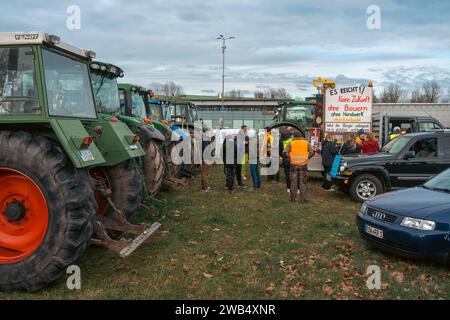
top-left (0, 32), bottom-right (105, 168)
top-left (90, 62), bottom-right (123, 116)
top-left (0, 32), bottom-right (159, 292)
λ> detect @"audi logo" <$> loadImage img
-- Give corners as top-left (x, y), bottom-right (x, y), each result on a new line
top-left (372, 211), bottom-right (386, 220)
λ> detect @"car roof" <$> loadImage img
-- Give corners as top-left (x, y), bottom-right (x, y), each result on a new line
top-left (405, 130), bottom-right (450, 138)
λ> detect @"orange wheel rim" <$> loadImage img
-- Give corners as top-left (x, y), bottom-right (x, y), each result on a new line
top-left (0, 168), bottom-right (49, 264)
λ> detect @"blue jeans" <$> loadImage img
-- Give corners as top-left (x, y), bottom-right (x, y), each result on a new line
top-left (250, 164), bottom-right (261, 189)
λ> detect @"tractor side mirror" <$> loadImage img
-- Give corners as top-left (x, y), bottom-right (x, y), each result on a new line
top-left (403, 150), bottom-right (415, 160)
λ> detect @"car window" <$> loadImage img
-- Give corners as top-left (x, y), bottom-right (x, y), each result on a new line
top-left (409, 137), bottom-right (438, 158)
top-left (424, 168), bottom-right (450, 189)
top-left (419, 122), bottom-right (442, 131)
top-left (381, 136), bottom-right (411, 153)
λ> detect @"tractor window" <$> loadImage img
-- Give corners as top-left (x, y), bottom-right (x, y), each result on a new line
top-left (286, 106), bottom-right (315, 128)
top-left (118, 89), bottom-right (126, 114)
top-left (131, 92), bottom-right (147, 119)
top-left (42, 49), bottom-right (96, 119)
top-left (147, 104), bottom-right (163, 121)
top-left (0, 47), bottom-right (40, 115)
top-left (90, 73), bottom-right (121, 116)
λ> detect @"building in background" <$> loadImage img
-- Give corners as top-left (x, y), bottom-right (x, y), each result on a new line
top-left (189, 95), bottom-right (288, 129)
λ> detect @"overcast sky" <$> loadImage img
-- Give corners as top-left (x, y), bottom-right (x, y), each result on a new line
top-left (2, 0), bottom-right (450, 98)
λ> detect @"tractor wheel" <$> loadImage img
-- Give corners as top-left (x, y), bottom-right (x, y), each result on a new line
top-left (0, 131), bottom-right (96, 292)
top-left (91, 159), bottom-right (143, 222)
top-left (168, 142), bottom-right (183, 178)
top-left (142, 140), bottom-right (165, 197)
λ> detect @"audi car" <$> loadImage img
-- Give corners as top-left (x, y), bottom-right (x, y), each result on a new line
top-left (356, 168), bottom-right (450, 264)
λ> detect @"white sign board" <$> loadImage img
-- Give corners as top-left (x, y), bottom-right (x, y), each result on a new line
top-left (324, 85), bottom-right (373, 133)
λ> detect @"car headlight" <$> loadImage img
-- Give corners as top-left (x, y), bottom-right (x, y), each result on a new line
top-left (339, 161), bottom-right (348, 172)
top-left (400, 217), bottom-right (436, 231)
top-left (360, 202), bottom-right (368, 214)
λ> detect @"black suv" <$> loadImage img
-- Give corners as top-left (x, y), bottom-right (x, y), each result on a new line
top-left (333, 131), bottom-right (450, 202)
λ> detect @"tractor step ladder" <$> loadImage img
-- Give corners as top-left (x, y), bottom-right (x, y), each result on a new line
top-left (91, 180), bottom-right (161, 257)
top-left (163, 176), bottom-right (187, 189)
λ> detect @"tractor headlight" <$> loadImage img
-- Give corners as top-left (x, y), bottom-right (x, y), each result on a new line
top-left (400, 217), bottom-right (436, 231)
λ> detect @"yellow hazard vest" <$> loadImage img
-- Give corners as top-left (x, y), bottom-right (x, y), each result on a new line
top-left (263, 132), bottom-right (272, 155)
top-left (390, 133), bottom-right (401, 141)
top-left (283, 137), bottom-right (293, 150)
top-left (289, 139), bottom-right (309, 166)
top-left (281, 137), bottom-right (293, 159)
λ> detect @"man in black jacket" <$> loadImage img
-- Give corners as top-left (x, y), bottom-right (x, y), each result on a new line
top-left (201, 130), bottom-right (215, 192)
top-left (222, 135), bottom-right (241, 193)
top-left (321, 134), bottom-right (338, 191)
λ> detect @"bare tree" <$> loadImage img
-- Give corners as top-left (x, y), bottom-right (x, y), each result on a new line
top-left (275, 88), bottom-right (291, 100)
top-left (263, 88), bottom-right (292, 100)
top-left (372, 92), bottom-right (379, 103)
top-left (410, 88), bottom-right (424, 103)
top-left (163, 81), bottom-right (184, 98)
top-left (421, 81), bottom-right (442, 103)
top-left (226, 89), bottom-right (243, 99)
top-left (380, 83), bottom-right (404, 103)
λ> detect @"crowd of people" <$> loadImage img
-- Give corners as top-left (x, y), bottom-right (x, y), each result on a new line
top-left (199, 125), bottom-right (391, 203)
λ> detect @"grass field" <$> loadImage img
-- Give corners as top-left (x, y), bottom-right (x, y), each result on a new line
top-left (1, 166), bottom-right (449, 300)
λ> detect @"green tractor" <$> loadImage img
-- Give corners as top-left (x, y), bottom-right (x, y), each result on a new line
top-left (161, 98), bottom-right (201, 133)
top-left (118, 83), bottom-right (187, 183)
top-left (271, 100), bottom-right (326, 171)
top-left (157, 97), bottom-right (206, 176)
top-left (0, 32), bottom-right (159, 292)
top-left (90, 62), bottom-right (171, 196)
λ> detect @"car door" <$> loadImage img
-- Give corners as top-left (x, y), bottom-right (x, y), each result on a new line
top-left (387, 136), bottom-right (441, 188)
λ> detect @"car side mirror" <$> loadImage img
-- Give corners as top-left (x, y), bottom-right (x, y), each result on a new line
top-left (404, 150), bottom-right (415, 159)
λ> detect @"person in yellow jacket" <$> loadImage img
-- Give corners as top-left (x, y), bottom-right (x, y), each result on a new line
top-left (283, 131), bottom-right (314, 202)
top-left (262, 127), bottom-right (279, 182)
top-left (389, 126), bottom-right (402, 141)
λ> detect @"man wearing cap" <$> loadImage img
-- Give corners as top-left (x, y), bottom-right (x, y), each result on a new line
top-left (390, 126), bottom-right (402, 141)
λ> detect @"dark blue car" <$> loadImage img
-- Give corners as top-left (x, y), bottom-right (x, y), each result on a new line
top-left (357, 168), bottom-right (450, 264)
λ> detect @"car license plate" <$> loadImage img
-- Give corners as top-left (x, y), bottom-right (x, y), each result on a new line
top-left (79, 150), bottom-right (95, 162)
top-left (365, 225), bottom-right (383, 239)
top-left (130, 144), bottom-right (138, 150)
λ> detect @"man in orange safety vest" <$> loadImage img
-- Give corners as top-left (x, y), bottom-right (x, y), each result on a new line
top-left (283, 131), bottom-right (314, 202)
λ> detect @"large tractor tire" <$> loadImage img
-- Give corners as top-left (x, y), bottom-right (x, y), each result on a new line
top-left (91, 159), bottom-right (143, 222)
top-left (168, 142), bottom-right (183, 178)
top-left (0, 131), bottom-right (96, 292)
top-left (142, 140), bottom-right (165, 197)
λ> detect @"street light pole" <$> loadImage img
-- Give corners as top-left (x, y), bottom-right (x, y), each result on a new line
top-left (217, 34), bottom-right (235, 129)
